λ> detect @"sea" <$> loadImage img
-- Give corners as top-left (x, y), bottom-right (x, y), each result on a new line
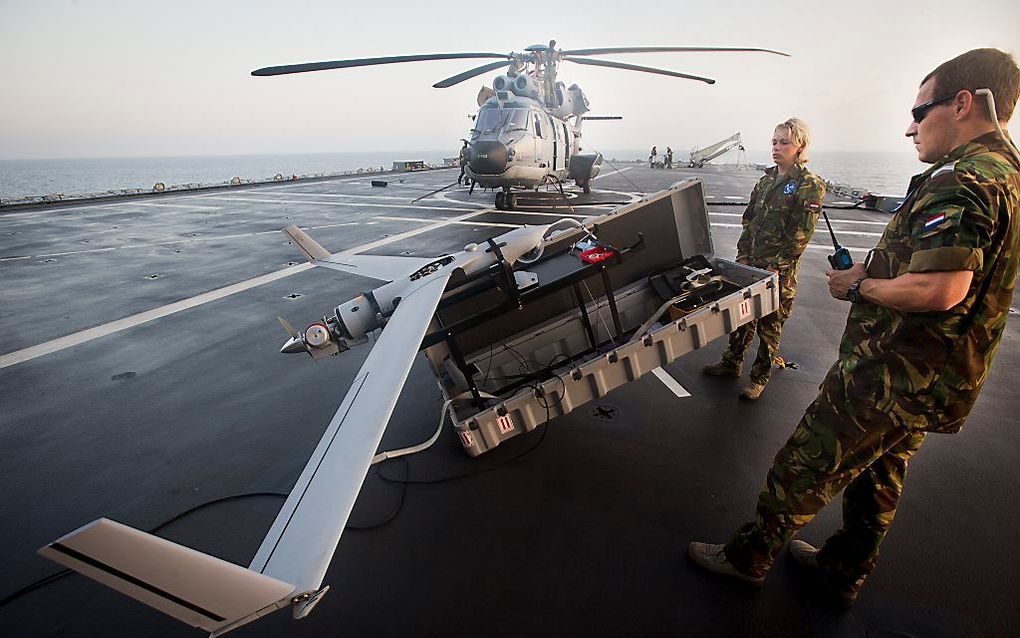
top-left (0, 149), bottom-right (927, 202)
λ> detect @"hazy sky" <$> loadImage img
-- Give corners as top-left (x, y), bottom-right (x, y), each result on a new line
top-left (1, 0), bottom-right (1017, 160)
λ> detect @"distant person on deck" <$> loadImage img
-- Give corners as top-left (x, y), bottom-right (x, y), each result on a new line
top-left (665, 146), bottom-right (674, 169)
top-left (457, 140), bottom-right (468, 185)
top-left (690, 48), bottom-right (1020, 608)
top-left (702, 117), bottom-right (825, 400)
top-left (650, 146), bottom-right (657, 168)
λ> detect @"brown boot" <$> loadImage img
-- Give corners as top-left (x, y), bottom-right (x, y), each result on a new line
top-left (688, 542), bottom-right (765, 587)
top-left (739, 382), bottom-right (766, 400)
top-left (702, 362), bottom-right (741, 378)
top-left (787, 540), bottom-right (859, 607)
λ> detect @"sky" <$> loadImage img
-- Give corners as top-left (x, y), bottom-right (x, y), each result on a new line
top-left (1, 0), bottom-right (1017, 160)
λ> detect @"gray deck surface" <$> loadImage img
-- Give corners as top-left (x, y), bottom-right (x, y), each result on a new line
top-left (1, 164), bottom-right (1018, 638)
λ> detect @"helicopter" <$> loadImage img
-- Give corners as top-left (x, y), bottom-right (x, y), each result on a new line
top-left (251, 41), bottom-right (789, 209)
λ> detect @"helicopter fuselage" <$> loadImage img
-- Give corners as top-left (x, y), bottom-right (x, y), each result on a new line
top-left (465, 97), bottom-right (576, 188)
top-left (463, 83), bottom-right (602, 208)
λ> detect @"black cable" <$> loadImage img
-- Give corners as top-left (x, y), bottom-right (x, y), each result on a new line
top-left (345, 457), bottom-right (410, 530)
top-left (0, 491), bottom-right (288, 610)
top-left (590, 150), bottom-right (645, 195)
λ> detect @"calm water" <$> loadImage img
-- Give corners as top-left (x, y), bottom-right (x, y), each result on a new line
top-left (0, 149), bottom-right (925, 200)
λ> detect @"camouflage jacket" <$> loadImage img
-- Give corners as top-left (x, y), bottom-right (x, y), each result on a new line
top-left (831, 131), bottom-right (1020, 433)
top-left (736, 163), bottom-right (826, 271)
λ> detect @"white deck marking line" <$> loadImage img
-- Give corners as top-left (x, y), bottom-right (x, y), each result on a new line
top-left (710, 222), bottom-right (882, 238)
top-left (197, 195), bottom-right (475, 213)
top-left (0, 201), bottom-right (222, 219)
top-left (723, 196), bottom-right (744, 200)
top-left (708, 211), bottom-right (891, 226)
top-left (11, 223), bottom-right (364, 259)
top-left (652, 367), bottom-right (691, 398)
top-left (128, 201), bottom-right (223, 210)
top-left (0, 263), bottom-right (314, 370)
top-left (592, 166), bottom-right (633, 180)
top-left (35, 247), bottom-right (119, 257)
top-left (247, 191), bottom-right (457, 204)
top-left (1, 210), bottom-right (486, 368)
top-left (374, 216), bottom-right (518, 228)
top-left (328, 209), bottom-right (487, 256)
top-left (482, 209), bottom-right (590, 219)
top-left (0, 255), bottom-right (32, 261)
top-left (803, 243), bottom-right (874, 253)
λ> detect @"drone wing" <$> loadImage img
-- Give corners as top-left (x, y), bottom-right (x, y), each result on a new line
top-left (248, 272), bottom-right (450, 589)
top-left (40, 273), bottom-right (452, 635)
top-left (283, 224), bottom-right (433, 282)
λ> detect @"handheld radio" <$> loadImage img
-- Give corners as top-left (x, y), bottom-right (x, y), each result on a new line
top-left (822, 211), bottom-right (854, 270)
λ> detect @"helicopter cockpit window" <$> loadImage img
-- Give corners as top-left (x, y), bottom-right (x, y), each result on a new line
top-left (504, 109), bottom-right (529, 132)
top-left (533, 113), bottom-right (543, 138)
top-left (472, 108), bottom-right (529, 139)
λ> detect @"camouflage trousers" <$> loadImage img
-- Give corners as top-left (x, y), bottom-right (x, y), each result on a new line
top-left (720, 268), bottom-right (797, 385)
top-left (723, 385), bottom-right (927, 594)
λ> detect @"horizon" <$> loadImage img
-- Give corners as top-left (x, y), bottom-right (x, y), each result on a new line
top-left (1, 1), bottom-right (1016, 163)
top-left (0, 147), bottom-right (928, 163)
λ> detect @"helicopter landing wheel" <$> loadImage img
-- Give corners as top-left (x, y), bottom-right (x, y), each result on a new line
top-left (494, 192), bottom-right (506, 210)
top-left (506, 193), bottom-right (517, 210)
top-left (581, 179), bottom-right (591, 194)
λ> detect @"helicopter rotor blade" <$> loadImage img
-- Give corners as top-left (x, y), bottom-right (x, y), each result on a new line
top-left (433, 60), bottom-right (513, 88)
top-left (562, 56), bottom-right (716, 84)
top-left (560, 46), bottom-right (790, 57)
top-left (252, 52), bottom-right (511, 77)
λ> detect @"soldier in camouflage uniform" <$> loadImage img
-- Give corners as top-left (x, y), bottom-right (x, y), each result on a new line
top-left (689, 48), bottom-right (1020, 604)
top-left (703, 118), bottom-right (826, 400)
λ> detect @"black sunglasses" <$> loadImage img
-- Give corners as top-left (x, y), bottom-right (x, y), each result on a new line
top-left (911, 94), bottom-right (956, 124)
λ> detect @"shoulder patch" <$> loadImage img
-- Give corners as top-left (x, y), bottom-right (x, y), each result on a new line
top-left (915, 203), bottom-right (965, 239)
top-left (783, 180), bottom-right (796, 195)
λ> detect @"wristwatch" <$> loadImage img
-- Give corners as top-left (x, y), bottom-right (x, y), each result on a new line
top-left (846, 277), bottom-right (867, 303)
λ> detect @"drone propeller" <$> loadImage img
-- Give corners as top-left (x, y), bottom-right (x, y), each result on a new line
top-left (252, 51), bottom-right (511, 77)
top-left (562, 56), bottom-right (716, 84)
top-left (434, 60), bottom-right (513, 88)
top-left (278, 316), bottom-right (300, 339)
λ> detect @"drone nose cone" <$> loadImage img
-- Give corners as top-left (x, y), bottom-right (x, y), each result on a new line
top-left (467, 141), bottom-right (508, 174)
top-left (280, 336), bottom-right (307, 355)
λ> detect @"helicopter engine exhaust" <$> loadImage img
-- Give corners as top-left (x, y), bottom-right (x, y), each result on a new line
top-left (492, 75), bottom-right (513, 92)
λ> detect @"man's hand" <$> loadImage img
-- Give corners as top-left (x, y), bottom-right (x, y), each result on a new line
top-left (826, 263), bottom-right (868, 300)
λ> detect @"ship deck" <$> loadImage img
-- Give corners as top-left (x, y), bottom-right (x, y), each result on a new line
top-left (1, 164), bottom-right (1017, 638)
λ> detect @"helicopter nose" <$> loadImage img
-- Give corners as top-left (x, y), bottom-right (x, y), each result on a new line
top-left (467, 141), bottom-right (508, 174)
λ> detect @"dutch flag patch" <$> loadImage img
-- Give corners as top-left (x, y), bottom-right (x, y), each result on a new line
top-left (924, 213), bottom-right (946, 229)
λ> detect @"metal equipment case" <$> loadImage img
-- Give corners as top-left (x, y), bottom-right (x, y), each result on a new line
top-left (422, 179), bottom-right (778, 456)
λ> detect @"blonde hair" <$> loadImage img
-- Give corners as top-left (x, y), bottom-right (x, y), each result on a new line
top-left (775, 117), bottom-right (811, 163)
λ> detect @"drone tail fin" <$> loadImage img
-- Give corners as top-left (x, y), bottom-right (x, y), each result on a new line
top-left (39, 518), bottom-right (297, 636)
top-left (283, 224), bottom-right (332, 261)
